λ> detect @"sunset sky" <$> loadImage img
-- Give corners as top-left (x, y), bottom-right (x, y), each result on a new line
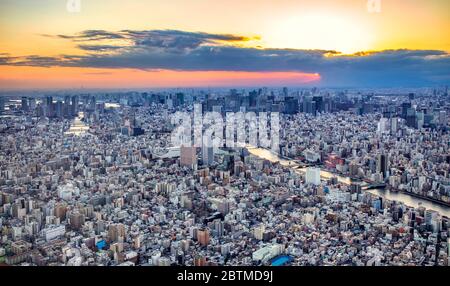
top-left (1, 0), bottom-right (449, 89)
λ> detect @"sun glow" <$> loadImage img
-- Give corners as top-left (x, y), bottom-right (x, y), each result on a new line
top-left (264, 12), bottom-right (375, 54)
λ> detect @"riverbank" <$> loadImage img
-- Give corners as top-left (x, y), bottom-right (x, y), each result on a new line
top-left (317, 165), bottom-right (450, 209)
top-left (247, 147), bottom-right (450, 217)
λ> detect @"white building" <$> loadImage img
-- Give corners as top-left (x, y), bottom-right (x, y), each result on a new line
top-left (252, 244), bottom-right (285, 263)
top-left (42, 225), bottom-right (66, 242)
top-left (304, 150), bottom-right (320, 163)
top-left (377, 118), bottom-right (390, 135)
top-left (306, 167), bottom-right (321, 185)
top-left (390, 117), bottom-right (398, 134)
top-left (253, 224), bottom-right (265, 240)
top-left (57, 182), bottom-right (79, 201)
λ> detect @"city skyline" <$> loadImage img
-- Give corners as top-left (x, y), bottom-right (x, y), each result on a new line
top-left (1, 0), bottom-right (450, 89)
top-left (1, 87), bottom-right (449, 267)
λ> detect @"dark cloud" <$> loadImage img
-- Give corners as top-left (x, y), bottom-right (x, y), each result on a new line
top-left (6, 55), bottom-right (63, 67)
top-left (2, 29), bottom-right (450, 87)
top-left (77, 44), bottom-right (126, 52)
top-left (122, 29), bottom-right (258, 51)
top-left (53, 30), bottom-right (126, 41)
top-left (0, 53), bottom-right (14, 65)
top-left (51, 29), bottom-right (257, 52)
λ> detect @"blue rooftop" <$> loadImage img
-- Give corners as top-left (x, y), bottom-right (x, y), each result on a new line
top-left (271, 255), bottom-right (293, 266)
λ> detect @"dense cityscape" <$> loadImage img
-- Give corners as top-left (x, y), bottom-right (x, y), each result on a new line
top-left (1, 0), bottom-right (450, 273)
top-left (0, 86), bottom-right (449, 266)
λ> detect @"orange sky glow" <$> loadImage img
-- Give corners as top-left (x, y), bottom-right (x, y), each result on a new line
top-left (0, 66), bottom-right (320, 89)
top-left (0, 0), bottom-right (449, 89)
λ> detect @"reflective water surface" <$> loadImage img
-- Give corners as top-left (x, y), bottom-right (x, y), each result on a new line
top-left (247, 147), bottom-right (450, 217)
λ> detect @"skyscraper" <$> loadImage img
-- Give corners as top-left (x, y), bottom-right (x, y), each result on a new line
top-left (202, 146), bottom-right (214, 166)
top-left (46, 96), bottom-right (54, 118)
top-left (313, 96), bottom-right (324, 113)
top-left (71, 95), bottom-right (79, 117)
top-left (401, 102), bottom-right (412, 119)
top-left (390, 117), bottom-right (398, 135)
top-left (21, 97), bottom-right (28, 112)
top-left (284, 97), bottom-right (299, 114)
top-left (377, 153), bottom-right (388, 179)
top-left (56, 101), bottom-right (63, 118)
top-left (64, 95), bottom-right (71, 118)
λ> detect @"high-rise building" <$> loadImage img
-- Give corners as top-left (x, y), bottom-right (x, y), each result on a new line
top-left (202, 146), bottom-right (214, 166)
top-left (213, 219), bottom-right (224, 238)
top-left (377, 118), bottom-right (389, 134)
top-left (12, 199), bottom-right (26, 219)
top-left (56, 101), bottom-right (63, 118)
top-left (439, 110), bottom-right (447, 125)
top-left (349, 162), bottom-right (359, 178)
top-left (71, 96), bottom-right (79, 116)
top-left (377, 153), bottom-right (388, 179)
top-left (54, 203), bottom-right (67, 220)
top-left (249, 90), bottom-right (258, 107)
top-left (223, 154), bottom-right (235, 174)
top-left (416, 111), bottom-right (424, 129)
top-left (197, 228), bottom-right (210, 247)
top-left (180, 146), bottom-right (197, 168)
top-left (69, 212), bottom-right (85, 231)
top-left (312, 96), bottom-right (324, 113)
top-left (29, 98), bottom-right (36, 110)
top-left (253, 224), bottom-right (265, 240)
top-left (88, 95), bottom-right (96, 111)
top-left (406, 108), bottom-right (417, 128)
top-left (306, 167), bottom-right (321, 185)
top-left (21, 97), bottom-right (28, 112)
top-left (217, 199), bottom-right (230, 215)
top-left (0, 97), bottom-right (5, 114)
top-left (46, 96), bottom-right (54, 118)
top-left (282, 87), bottom-right (288, 97)
top-left (64, 95), bottom-right (71, 118)
top-left (401, 102), bottom-right (412, 119)
top-left (424, 210), bottom-right (441, 233)
top-left (108, 223), bottom-right (126, 243)
top-left (46, 96), bottom-right (53, 106)
top-left (390, 117), bottom-right (398, 134)
top-left (284, 97), bottom-right (299, 114)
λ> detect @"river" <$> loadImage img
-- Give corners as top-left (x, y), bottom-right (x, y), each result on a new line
top-left (247, 147), bottom-right (450, 217)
